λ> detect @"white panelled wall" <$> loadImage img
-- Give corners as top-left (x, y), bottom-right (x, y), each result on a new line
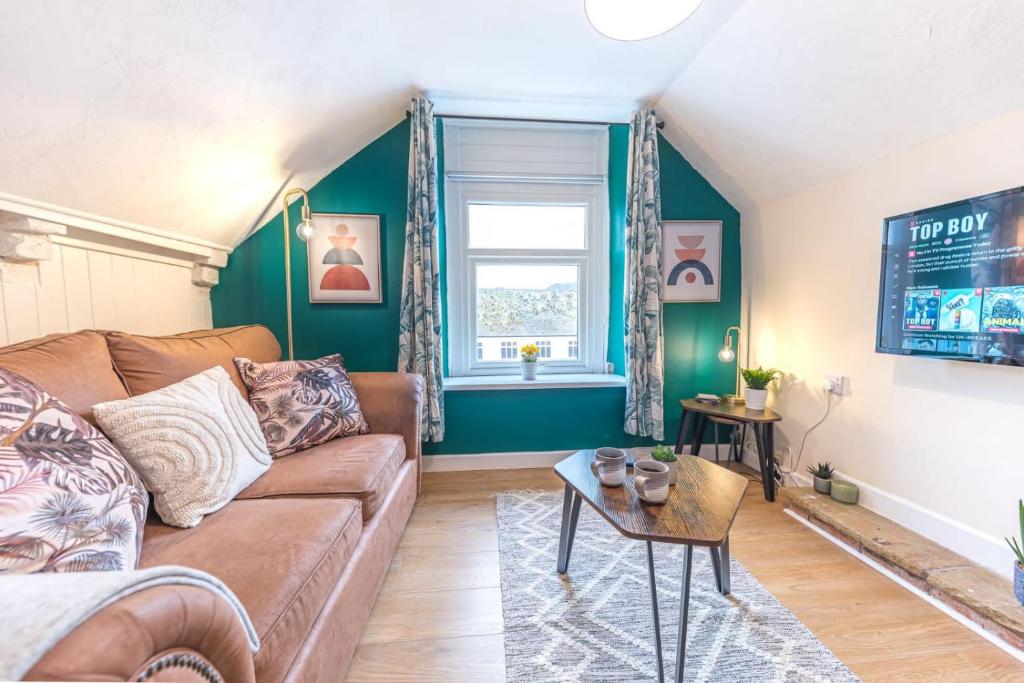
top-left (0, 241), bottom-right (212, 346)
top-left (0, 194), bottom-right (230, 345)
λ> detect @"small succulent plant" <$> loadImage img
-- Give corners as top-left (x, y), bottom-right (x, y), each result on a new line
top-left (806, 462), bottom-right (835, 480)
top-left (651, 445), bottom-right (677, 463)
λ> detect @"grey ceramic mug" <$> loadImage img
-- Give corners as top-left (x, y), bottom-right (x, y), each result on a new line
top-left (590, 447), bottom-right (627, 487)
top-left (633, 460), bottom-right (670, 503)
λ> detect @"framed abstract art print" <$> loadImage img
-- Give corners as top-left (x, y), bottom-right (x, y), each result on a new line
top-left (662, 220), bottom-right (722, 303)
top-left (306, 213), bottom-right (382, 303)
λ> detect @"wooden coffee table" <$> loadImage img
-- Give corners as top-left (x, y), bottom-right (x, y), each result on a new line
top-left (554, 450), bottom-right (748, 683)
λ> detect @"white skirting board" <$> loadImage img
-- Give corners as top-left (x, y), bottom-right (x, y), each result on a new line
top-left (732, 428), bottom-right (1008, 579)
top-left (784, 467), bottom-right (1009, 579)
top-left (421, 444), bottom-right (736, 472)
top-left (422, 439), bottom-right (1008, 578)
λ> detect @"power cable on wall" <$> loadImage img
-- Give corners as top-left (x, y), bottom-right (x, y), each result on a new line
top-left (736, 388), bottom-right (834, 486)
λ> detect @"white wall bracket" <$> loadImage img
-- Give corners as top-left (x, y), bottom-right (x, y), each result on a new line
top-left (0, 193), bottom-right (231, 288)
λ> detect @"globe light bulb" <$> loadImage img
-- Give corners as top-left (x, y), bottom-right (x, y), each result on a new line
top-left (295, 219), bottom-right (316, 242)
top-left (717, 345), bottom-right (735, 363)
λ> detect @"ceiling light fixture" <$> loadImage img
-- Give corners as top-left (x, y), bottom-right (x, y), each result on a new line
top-left (585, 0), bottom-right (704, 41)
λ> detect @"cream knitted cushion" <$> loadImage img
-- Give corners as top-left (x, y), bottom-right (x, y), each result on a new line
top-left (93, 366), bottom-right (271, 528)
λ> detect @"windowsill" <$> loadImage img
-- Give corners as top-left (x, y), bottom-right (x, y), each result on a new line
top-left (444, 374), bottom-right (627, 391)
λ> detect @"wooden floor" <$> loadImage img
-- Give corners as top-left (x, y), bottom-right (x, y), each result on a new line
top-left (346, 466), bottom-right (1024, 682)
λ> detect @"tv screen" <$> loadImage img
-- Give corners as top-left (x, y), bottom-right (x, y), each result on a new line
top-left (877, 186), bottom-right (1024, 364)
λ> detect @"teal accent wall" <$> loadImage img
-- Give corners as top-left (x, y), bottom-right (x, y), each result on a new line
top-left (213, 119), bottom-right (741, 455)
top-left (214, 120), bottom-right (412, 367)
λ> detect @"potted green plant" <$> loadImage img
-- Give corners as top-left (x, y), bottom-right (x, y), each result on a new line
top-left (806, 462), bottom-right (835, 495)
top-left (651, 445), bottom-right (678, 485)
top-left (1005, 499), bottom-right (1024, 605)
top-left (740, 366), bottom-right (781, 410)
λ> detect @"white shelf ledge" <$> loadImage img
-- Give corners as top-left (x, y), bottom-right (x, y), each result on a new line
top-left (444, 373), bottom-right (626, 391)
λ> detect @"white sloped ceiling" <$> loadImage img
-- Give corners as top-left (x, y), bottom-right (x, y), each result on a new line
top-left (2, 0), bottom-right (1022, 248)
top-left (0, 0), bottom-right (743, 247)
top-left (658, 0), bottom-right (1024, 209)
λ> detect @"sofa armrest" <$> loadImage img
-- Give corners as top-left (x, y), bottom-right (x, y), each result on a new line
top-left (350, 372), bottom-right (424, 463)
top-left (24, 585), bottom-right (255, 683)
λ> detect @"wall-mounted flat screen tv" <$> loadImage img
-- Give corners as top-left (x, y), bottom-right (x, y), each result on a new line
top-left (877, 186), bottom-right (1024, 364)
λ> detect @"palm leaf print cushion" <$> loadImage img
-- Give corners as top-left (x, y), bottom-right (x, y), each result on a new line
top-left (234, 354), bottom-right (369, 457)
top-left (0, 368), bottom-right (147, 573)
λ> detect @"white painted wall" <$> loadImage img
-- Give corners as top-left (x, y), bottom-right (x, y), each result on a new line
top-left (0, 239), bottom-right (212, 346)
top-left (743, 108), bottom-right (1024, 577)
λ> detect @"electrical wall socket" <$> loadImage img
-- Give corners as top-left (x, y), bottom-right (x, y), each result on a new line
top-left (824, 374), bottom-right (846, 395)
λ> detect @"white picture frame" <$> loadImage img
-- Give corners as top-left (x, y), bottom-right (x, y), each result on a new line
top-left (306, 213), bottom-right (382, 303)
top-left (662, 220), bottom-right (722, 303)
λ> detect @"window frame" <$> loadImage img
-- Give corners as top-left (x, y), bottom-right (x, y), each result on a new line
top-left (444, 121), bottom-right (609, 378)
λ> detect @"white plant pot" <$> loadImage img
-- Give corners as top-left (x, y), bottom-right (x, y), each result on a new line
top-left (521, 361), bottom-right (537, 380)
top-left (744, 387), bottom-right (768, 410)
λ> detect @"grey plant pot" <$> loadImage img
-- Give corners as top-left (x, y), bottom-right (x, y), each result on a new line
top-left (812, 475), bottom-right (831, 495)
top-left (830, 479), bottom-right (859, 504)
top-left (1015, 563), bottom-right (1024, 605)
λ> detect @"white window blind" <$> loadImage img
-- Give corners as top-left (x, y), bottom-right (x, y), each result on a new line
top-left (444, 119), bottom-right (609, 377)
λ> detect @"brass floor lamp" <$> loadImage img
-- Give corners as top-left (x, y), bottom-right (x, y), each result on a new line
top-left (281, 187), bottom-right (316, 360)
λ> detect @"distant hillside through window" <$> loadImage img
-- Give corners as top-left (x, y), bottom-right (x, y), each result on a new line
top-left (478, 282), bottom-right (578, 337)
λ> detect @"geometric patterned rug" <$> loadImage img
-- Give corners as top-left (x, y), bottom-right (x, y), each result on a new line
top-left (496, 490), bottom-right (860, 682)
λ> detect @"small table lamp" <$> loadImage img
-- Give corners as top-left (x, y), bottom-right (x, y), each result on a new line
top-left (717, 325), bottom-right (744, 404)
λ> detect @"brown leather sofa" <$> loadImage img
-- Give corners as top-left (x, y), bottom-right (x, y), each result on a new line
top-left (0, 325), bottom-right (422, 683)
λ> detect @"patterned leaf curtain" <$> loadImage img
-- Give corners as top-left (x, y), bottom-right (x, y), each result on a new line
top-left (623, 109), bottom-right (665, 440)
top-left (398, 95), bottom-right (445, 442)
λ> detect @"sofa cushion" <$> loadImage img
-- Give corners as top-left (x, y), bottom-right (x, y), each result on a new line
top-left (94, 367), bottom-right (272, 528)
top-left (0, 368), bottom-right (147, 573)
top-left (106, 325), bottom-right (280, 399)
top-left (0, 331), bottom-right (128, 424)
top-left (237, 434), bottom-right (404, 522)
top-left (139, 497), bottom-right (362, 683)
top-left (234, 354), bottom-right (369, 458)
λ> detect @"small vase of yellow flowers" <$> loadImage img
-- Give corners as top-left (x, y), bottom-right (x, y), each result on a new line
top-left (520, 343), bottom-right (540, 380)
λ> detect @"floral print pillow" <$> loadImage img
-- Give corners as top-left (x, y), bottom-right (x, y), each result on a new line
top-left (0, 368), bottom-right (147, 573)
top-left (234, 354), bottom-right (369, 458)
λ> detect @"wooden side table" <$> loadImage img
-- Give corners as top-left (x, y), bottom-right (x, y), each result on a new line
top-left (673, 398), bottom-right (782, 501)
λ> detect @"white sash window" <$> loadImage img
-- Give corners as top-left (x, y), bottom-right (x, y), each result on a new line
top-left (444, 120), bottom-right (609, 377)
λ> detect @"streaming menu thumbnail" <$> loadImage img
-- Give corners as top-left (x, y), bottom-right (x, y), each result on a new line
top-left (902, 288), bottom-right (939, 331)
top-left (981, 286), bottom-right (1024, 333)
top-left (937, 288), bottom-right (983, 333)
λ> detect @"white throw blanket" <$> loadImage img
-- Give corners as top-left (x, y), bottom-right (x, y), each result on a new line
top-left (0, 565), bottom-right (259, 681)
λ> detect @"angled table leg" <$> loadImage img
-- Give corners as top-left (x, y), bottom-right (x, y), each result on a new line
top-left (690, 415), bottom-right (710, 457)
top-left (719, 536), bottom-right (731, 595)
top-left (751, 424), bottom-right (775, 502)
top-left (557, 485), bottom-right (582, 574)
top-left (709, 545), bottom-right (723, 594)
top-left (674, 544), bottom-right (694, 683)
top-left (674, 409), bottom-right (695, 455)
top-left (730, 423), bottom-right (747, 463)
top-left (646, 541), bottom-right (665, 683)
